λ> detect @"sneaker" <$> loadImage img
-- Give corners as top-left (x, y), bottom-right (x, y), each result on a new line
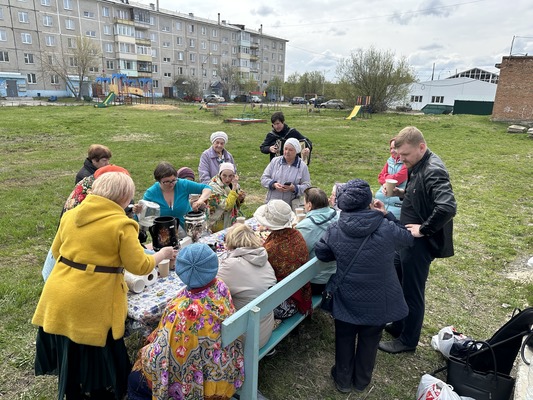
top-left (330, 366), bottom-right (352, 394)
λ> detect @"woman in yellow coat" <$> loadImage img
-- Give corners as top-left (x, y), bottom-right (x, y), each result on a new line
top-left (32, 172), bottom-right (176, 400)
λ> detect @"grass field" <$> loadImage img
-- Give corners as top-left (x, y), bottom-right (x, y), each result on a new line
top-left (0, 102), bottom-right (532, 399)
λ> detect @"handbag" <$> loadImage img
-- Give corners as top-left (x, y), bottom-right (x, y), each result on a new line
top-left (320, 235), bottom-right (370, 313)
top-left (447, 341), bottom-right (515, 400)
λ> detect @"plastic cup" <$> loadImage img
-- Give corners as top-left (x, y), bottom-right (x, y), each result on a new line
top-left (295, 207), bottom-right (305, 215)
top-left (158, 259), bottom-right (170, 278)
top-left (385, 179), bottom-right (398, 197)
top-left (236, 216), bottom-right (246, 224)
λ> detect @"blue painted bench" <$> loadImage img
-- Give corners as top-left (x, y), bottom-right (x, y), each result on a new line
top-left (221, 257), bottom-right (323, 400)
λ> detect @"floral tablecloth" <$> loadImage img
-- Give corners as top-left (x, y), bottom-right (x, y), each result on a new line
top-left (126, 217), bottom-right (265, 336)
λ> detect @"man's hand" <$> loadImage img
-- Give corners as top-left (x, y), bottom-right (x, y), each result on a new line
top-left (405, 224), bottom-right (424, 237)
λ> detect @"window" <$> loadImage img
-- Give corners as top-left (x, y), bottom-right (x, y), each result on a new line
top-left (41, 0), bottom-right (51, 5)
top-left (201, 41), bottom-right (206, 50)
top-left (88, 66), bottom-right (98, 72)
top-left (21, 33), bottom-right (32, 44)
top-left (278, 65), bottom-right (282, 73)
top-left (163, 57), bottom-right (171, 62)
top-left (137, 45), bottom-right (149, 55)
top-left (150, 16), bottom-right (155, 25)
top-left (151, 64), bottom-right (158, 72)
top-left (212, 57), bottom-right (218, 65)
top-left (212, 29), bottom-right (218, 37)
top-left (69, 57), bottom-right (77, 67)
top-left (18, 11), bottom-right (29, 23)
top-left (151, 48), bottom-right (157, 57)
top-left (189, 39), bottom-right (195, 48)
top-left (410, 95), bottom-right (423, 103)
top-left (116, 9), bottom-right (128, 19)
top-left (119, 43), bottom-right (134, 53)
top-left (24, 53), bottom-right (34, 64)
top-left (177, 51), bottom-right (184, 61)
top-left (188, 24), bottom-right (194, 33)
top-left (161, 26), bottom-right (170, 32)
top-left (27, 73), bottom-right (37, 84)
top-left (201, 26), bottom-right (207, 35)
top-left (176, 21), bottom-right (182, 30)
top-left (0, 51), bottom-right (8, 62)
top-left (65, 19), bottom-right (74, 30)
top-left (45, 35), bottom-right (56, 46)
top-left (103, 25), bottom-right (111, 35)
top-left (176, 66), bottom-right (183, 75)
top-left (163, 72), bottom-right (171, 77)
top-left (51, 74), bottom-right (59, 84)
top-left (190, 68), bottom-right (195, 76)
top-left (106, 60), bottom-right (114, 69)
top-left (278, 54), bottom-right (283, 62)
top-left (121, 60), bottom-right (133, 70)
top-left (212, 69), bottom-right (217, 77)
top-left (189, 53), bottom-right (195, 62)
top-left (43, 15), bottom-right (53, 26)
top-left (105, 43), bottom-right (113, 52)
top-left (63, 0), bottom-right (72, 10)
top-left (0, 30), bottom-right (7, 41)
top-left (176, 37), bottom-right (183, 45)
top-left (272, 42), bottom-right (276, 49)
top-left (431, 96), bottom-right (444, 103)
top-left (86, 31), bottom-right (96, 37)
top-left (67, 38), bottom-right (76, 48)
top-left (153, 80), bottom-right (159, 88)
top-left (212, 43), bottom-right (218, 51)
top-left (162, 41), bottom-right (170, 48)
top-left (102, 6), bottom-right (109, 17)
top-left (150, 33), bottom-right (157, 42)
top-left (83, 11), bottom-right (95, 18)
top-left (0, 7), bottom-right (3, 20)
top-left (202, 69), bottom-right (207, 77)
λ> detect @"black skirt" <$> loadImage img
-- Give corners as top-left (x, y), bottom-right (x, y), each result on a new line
top-left (35, 327), bottom-right (131, 400)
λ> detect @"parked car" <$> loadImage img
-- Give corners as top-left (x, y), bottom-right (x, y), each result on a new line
top-left (308, 96), bottom-right (325, 106)
top-left (182, 95), bottom-right (202, 102)
top-left (233, 94), bottom-right (249, 103)
top-left (204, 94), bottom-right (225, 103)
top-left (251, 95), bottom-right (262, 103)
top-left (290, 96), bottom-right (307, 105)
top-left (319, 99), bottom-right (346, 109)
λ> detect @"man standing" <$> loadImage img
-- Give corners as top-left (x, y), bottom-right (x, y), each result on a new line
top-left (378, 126), bottom-right (456, 354)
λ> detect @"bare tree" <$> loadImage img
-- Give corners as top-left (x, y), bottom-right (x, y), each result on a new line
top-left (216, 63), bottom-right (242, 100)
top-left (40, 36), bottom-right (101, 100)
top-left (336, 46), bottom-right (415, 112)
top-left (175, 76), bottom-right (201, 101)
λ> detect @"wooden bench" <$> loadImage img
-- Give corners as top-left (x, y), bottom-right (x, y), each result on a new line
top-left (221, 257), bottom-right (322, 400)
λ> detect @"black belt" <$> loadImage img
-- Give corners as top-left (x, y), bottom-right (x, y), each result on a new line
top-left (59, 256), bottom-right (124, 274)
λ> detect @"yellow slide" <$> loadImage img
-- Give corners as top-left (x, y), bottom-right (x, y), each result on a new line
top-left (345, 105), bottom-right (362, 120)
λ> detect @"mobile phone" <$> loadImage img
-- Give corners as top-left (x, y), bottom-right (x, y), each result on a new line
top-left (284, 182), bottom-right (292, 186)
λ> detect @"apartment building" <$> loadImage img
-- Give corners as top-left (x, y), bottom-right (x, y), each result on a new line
top-left (0, 0), bottom-right (288, 98)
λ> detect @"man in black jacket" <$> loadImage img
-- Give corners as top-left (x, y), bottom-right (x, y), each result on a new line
top-left (378, 126), bottom-right (456, 354)
top-left (259, 111), bottom-right (312, 164)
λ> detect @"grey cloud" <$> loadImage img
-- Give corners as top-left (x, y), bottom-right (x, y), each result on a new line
top-left (419, 44), bottom-right (445, 51)
top-left (251, 5), bottom-right (275, 17)
top-left (389, 0), bottom-right (453, 25)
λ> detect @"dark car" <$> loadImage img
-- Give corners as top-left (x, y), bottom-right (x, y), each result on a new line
top-left (319, 99), bottom-right (346, 109)
top-left (290, 96), bottom-right (307, 105)
top-left (233, 94), bottom-right (250, 103)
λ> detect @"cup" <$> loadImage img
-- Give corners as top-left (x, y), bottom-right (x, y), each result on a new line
top-left (295, 207), bottom-right (305, 215)
top-left (236, 216), bottom-right (246, 224)
top-left (296, 213), bottom-right (306, 222)
top-left (384, 179), bottom-right (398, 197)
top-left (158, 259), bottom-right (170, 278)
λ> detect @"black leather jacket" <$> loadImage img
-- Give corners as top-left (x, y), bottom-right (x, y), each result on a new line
top-left (402, 149), bottom-right (456, 258)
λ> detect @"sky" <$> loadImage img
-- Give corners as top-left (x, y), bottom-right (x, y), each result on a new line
top-left (145, 0), bottom-right (533, 82)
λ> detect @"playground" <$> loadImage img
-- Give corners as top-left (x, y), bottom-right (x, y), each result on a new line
top-left (92, 73), bottom-right (155, 108)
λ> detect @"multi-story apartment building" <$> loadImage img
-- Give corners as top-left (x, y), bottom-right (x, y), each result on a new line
top-left (0, 0), bottom-right (288, 98)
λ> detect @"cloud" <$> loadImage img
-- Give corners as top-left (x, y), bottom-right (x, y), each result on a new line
top-left (251, 5), bottom-right (275, 17)
top-left (389, 0), bottom-right (454, 25)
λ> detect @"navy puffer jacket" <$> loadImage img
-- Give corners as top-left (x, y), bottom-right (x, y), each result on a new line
top-left (315, 209), bottom-right (413, 326)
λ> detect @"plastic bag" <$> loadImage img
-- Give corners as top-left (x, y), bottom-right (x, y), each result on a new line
top-left (431, 326), bottom-right (472, 359)
top-left (416, 374), bottom-right (474, 400)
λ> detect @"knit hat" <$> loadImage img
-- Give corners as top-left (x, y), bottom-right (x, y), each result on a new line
top-left (336, 179), bottom-right (373, 212)
top-left (210, 131), bottom-right (228, 144)
top-left (219, 162), bottom-right (235, 174)
top-left (253, 199), bottom-right (296, 230)
top-left (94, 164), bottom-right (130, 179)
top-left (284, 138), bottom-right (301, 153)
top-left (177, 167), bottom-right (195, 181)
top-left (175, 243), bottom-right (219, 289)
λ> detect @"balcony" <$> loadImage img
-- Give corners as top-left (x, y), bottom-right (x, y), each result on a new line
top-left (135, 37), bottom-right (151, 46)
top-left (250, 42), bottom-right (259, 49)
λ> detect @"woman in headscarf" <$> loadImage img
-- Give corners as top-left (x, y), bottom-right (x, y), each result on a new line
top-left (198, 131), bottom-right (235, 184)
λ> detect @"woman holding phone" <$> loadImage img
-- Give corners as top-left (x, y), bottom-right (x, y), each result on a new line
top-left (260, 138), bottom-right (311, 210)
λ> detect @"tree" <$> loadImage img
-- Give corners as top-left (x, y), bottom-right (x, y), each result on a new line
top-left (283, 72), bottom-right (300, 100)
top-left (216, 63), bottom-right (242, 100)
top-left (336, 46), bottom-right (415, 112)
top-left (266, 76), bottom-right (284, 101)
top-left (40, 36), bottom-right (101, 100)
top-left (175, 76), bottom-right (201, 100)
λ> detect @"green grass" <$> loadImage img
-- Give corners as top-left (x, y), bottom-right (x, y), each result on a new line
top-left (0, 103), bottom-right (531, 399)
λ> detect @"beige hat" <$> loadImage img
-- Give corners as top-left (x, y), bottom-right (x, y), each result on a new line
top-left (253, 200), bottom-right (296, 230)
top-left (219, 162), bottom-right (235, 174)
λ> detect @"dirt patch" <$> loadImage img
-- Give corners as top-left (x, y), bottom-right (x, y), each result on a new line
top-left (505, 254), bottom-right (533, 282)
top-left (130, 104), bottom-right (179, 111)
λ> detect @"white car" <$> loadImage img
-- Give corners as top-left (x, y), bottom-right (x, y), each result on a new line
top-left (251, 95), bottom-right (262, 103)
top-left (204, 94), bottom-right (225, 103)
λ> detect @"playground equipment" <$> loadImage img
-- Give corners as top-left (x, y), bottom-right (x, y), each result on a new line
top-left (345, 95), bottom-right (372, 120)
top-left (93, 74), bottom-right (153, 107)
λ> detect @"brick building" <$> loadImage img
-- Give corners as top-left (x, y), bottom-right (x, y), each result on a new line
top-left (492, 56), bottom-right (533, 123)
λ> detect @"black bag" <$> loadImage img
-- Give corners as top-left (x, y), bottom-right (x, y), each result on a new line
top-left (447, 341), bottom-right (515, 400)
top-left (320, 291), bottom-right (333, 313)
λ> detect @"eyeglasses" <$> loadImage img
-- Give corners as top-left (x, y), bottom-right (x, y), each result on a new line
top-left (161, 178), bottom-right (178, 185)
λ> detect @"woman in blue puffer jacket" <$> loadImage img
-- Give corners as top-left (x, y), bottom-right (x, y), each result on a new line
top-left (316, 179), bottom-right (413, 394)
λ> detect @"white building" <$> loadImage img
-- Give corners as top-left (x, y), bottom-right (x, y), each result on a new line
top-left (0, 0), bottom-right (287, 98)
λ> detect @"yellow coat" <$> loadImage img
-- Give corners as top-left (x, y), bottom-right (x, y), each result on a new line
top-left (32, 194), bottom-right (156, 347)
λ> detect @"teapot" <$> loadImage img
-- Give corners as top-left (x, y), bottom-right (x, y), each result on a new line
top-left (137, 200), bottom-right (160, 228)
top-left (149, 216), bottom-right (178, 251)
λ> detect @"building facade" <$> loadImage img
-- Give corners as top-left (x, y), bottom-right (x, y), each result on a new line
top-left (492, 56), bottom-right (533, 123)
top-left (0, 0), bottom-right (288, 98)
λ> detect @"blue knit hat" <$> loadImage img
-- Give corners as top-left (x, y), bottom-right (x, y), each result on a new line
top-left (175, 243), bottom-right (218, 289)
top-left (336, 179), bottom-right (373, 212)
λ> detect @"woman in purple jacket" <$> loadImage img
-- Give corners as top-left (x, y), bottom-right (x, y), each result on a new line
top-left (198, 131), bottom-right (235, 183)
top-left (315, 179), bottom-right (413, 394)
